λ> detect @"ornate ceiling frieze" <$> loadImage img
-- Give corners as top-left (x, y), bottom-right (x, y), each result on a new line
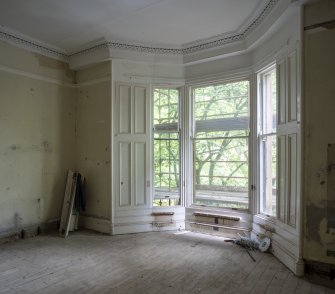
top-left (0, 0), bottom-right (280, 61)
top-left (0, 30), bottom-right (68, 59)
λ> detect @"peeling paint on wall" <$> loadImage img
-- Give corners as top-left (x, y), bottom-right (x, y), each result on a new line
top-left (0, 42), bottom-right (76, 234)
top-left (307, 144), bottom-right (335, 244)
top-left (75, 61), bottom-right (111, 221)
top-left (303, 3), bottom-right (335, 262)
top-left (327, 144), bottom-right (335, 232)
top-left (306, 203), bottom-right (325, 243)
top-left (32, 53), bottom-right (74, 80)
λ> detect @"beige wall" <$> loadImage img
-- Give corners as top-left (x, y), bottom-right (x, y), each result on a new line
top-left (0, 42), bottom-right (113, 235)
top-left (303, 0), bottom-right (335, 264)
top-left (75, 62), bottom-right (112, 223)
top-left (0, 41), bottom-right (76, 234)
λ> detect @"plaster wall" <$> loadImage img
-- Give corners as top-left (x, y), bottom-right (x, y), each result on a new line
top-left (75, 62), bottom-right (112, 224)
top-left (303, 0), bottom-right (335, 264)
top-left (252, 6), bottom-right (301, 69)
top-left (0, 41), bottom-right (76, 235)
top-left (112, 59), bottom-right (184, 85)
top-left (185, 52), bottom-right (252, 83)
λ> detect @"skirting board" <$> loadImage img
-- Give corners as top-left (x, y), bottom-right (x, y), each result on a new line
top-left (113, 220), bottom-right (185, 235)
top-left (152, 223), bottom-right (185, 232)
top-left (0, 220), bottom-right (59, 244)
top-left (0, 229), bottom-right (21, 244)
top-left (113, 223), bottom-right (153, 235)
top-left (186, 221), bottom-right (250, 238)
top-left (113, 207), bottom-right (186, 235)
top-left (251, 229), bottom-right (304, 277)
top-left (271, 238), bottom-right (305, 277)
top-left (79, 215), bottom-right (111, 235)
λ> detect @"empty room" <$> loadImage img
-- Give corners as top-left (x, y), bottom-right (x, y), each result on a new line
top-left (1, 0), bottom-right (335, 293)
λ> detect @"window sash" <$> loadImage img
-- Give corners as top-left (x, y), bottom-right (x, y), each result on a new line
top-left (192, 80), bottom-right (250, 209)
top-left (153, 88), bottom-right (181, 206)
top-left (258, 67), bottom-right (277, 216)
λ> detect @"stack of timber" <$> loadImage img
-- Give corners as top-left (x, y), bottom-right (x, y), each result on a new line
top-left (59, 170), bottom-right (83, 237)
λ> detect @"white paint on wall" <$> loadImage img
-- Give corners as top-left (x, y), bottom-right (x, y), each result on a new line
top-left (112, 59), bottom-right (184, 85)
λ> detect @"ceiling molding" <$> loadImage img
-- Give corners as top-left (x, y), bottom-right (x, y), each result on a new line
top-left (182, 0), bottom-right (279, 54)
top-left (0, 29), bottom-right (68, 61)
top-left (243, 0), bottom-right (280, 37)
top-left (0, 0), bottom-right (281, 63)
top-left (182, 34), bottom-right (244, 55)
top-left (71, 42), bottom-right (183, 58)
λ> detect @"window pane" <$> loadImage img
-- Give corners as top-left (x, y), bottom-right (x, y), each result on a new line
top-left (259, 68), bottom-right (277, 216)
top-left (260, 135), bottom-right (277, 215)
top-left (153, 88), bottom-right (180, 206)
top-left (262, 71), bottom-right (277, 134)
top-left (154, 89), bottom-right (179, 126)
top-left (193, 81), bottom-right (249, 209)
top-left (194, 82), bottom-right (249, 121)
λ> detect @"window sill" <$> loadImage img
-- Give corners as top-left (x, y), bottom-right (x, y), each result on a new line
top-left (186, 205), bottom-right (253, 232)
top-left (188, 204), bottom-right (249, 214)
top-left (254, 213), bottom-right (276, 224)
top-left (187, 205), bottom-right (252, 221)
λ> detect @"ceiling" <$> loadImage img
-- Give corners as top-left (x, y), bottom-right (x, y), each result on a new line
top-left (0, 0), bottom-right (269, 53)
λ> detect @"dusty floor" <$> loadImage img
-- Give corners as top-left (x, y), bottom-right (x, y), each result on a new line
top-left (0, 230), bottom-right (334, 294)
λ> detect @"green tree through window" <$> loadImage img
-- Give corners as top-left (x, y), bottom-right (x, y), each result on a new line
top-left (193, 81), bottom-right (249, 209)
top-left (153, 88), bottom-right (180, 206)
top-left (259, 68), bottom-right (277, 216)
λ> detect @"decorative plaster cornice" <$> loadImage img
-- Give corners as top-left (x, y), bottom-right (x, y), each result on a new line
top-left (242, 0), bottom-right (280, 37)
top-left (70, 42), bottom-right (183, 57)
top-left (109, 42), bottom-right (183, 55)
top-left (0, 0), bottom-right (280, 60)
top-left (182, 0), bottom-right (279, 55)
top-left (181, 34), bottom-right (245, 55)
top-left (0, 30), bottom-right (68, 60)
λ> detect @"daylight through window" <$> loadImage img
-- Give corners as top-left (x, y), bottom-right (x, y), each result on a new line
top-left (192, 81), bottom-right (250, 209)
top-left (259, 68), bottom-right (277, 216)
top-left (153, 88), bottom-right (180, 206)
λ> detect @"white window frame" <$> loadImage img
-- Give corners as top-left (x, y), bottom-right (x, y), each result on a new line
top-left (152, 86), bottom-right (183, 207)
top-left (257, 64), bottom-right (277, 218)
top-left (187, 78), bottom-right (252, 212)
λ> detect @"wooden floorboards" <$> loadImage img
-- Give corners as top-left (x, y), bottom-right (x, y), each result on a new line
top-left (0, 230), bottom-right (334, 294)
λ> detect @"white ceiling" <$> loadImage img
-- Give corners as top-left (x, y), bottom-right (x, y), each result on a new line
top-left (0, 0), bottom-right (267, 53)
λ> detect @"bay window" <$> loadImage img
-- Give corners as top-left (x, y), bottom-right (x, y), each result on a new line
top-left (152, 74), bottom-right (279, 213)
top-left (192, 81), bottom-right (250, 209)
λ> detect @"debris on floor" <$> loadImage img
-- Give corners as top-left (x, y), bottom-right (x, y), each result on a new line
top-left (224, 233), bottom-right (272, 262)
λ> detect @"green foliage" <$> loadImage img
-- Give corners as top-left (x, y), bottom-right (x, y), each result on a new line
top-left (194, 81), bottom-right (249, 191)
top-left (154, 134), bottom-right (179, 189)
top-left (154, 88), bottom-right (178, 125)
top-left (153, 82), bottom-right (250, 208)
top-left (154, 89), bottom-right (180, 193)
top-left (194, 81), bottom-right (249, 120)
